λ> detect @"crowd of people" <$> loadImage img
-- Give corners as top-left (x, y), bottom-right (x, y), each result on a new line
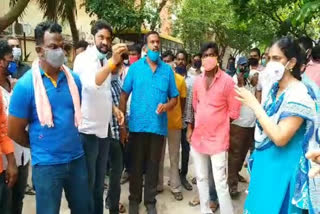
top-left (0, 19), bottom-right (319, 214)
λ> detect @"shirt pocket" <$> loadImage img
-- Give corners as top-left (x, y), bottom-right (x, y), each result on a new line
top-left (154, 75), bottom-right (169, 101)
top-left (207, 88), bottom-right (226, 108)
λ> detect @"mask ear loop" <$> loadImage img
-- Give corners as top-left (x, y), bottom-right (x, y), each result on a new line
top-left (284, 61), bottom-right (293, 72)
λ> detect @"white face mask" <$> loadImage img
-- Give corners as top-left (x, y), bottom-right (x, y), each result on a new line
top-left (265, 61), bottom-right (289, 83)
top-left (44, 48), bottom-right (65, 68)
top-left (12, 47), bottom-right (22, 61)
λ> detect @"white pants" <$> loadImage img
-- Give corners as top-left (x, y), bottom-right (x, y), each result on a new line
top-left (191, 148), bottom-right (234, 214)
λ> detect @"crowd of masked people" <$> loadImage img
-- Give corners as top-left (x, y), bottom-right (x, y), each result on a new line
top-left (0, 19), bottom-right (319, 214)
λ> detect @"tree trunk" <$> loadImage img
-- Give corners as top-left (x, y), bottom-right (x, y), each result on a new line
top-left (150, 0), bottom-right (169, 31)
top-left (66, 7), bottom-right (79, 44)
top-left (0, 0), bottom-right (30, 32)
top-left (219, 45), bottom-right (226, 60)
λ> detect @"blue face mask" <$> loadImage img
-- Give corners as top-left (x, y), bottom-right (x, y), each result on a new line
top-left (261, 59), bottom-right (267, 67)
top-left (147, 48), bottom-right (160, 62)
top-left (175, 66), bottom-right (187, 76)
top-left (7, 61), bottom-right (17, 76)
top-left (95, 46), bottom-right (107, 60)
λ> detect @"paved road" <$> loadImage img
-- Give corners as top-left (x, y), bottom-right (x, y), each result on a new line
top-left (23, 150), bottom-right (249, 214)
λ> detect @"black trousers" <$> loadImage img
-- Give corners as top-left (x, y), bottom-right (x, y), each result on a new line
top-left (0, 172), bottom-right (9, 214)
top-left (8, 162), bottom-right (29, 214)
top-left (180, 128), bottom-right (190, 177)
top-left (106, 138), bottom-right (124, 214)
top-left (128, 132), bottom-right (164, 208)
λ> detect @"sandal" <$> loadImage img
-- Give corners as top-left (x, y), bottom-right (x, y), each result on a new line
top-left (188, 197), bottom-right (200, 207)
top-left (230, 188), bottom-right (240, 199)
top-left (209, 201), bottom-right (219, 212)
top-left (25, 184), bottom-right (36, 196)
top-left (172, 192), bottom-right (183, 201)
top-left (191, 177), bottom-right (197, 185)
top-left (181, 177), bottom-right (193, 191)
top-left (238, 174), bottom-right (247, 183)
top-left (119, 202), bottom-right (126, 213)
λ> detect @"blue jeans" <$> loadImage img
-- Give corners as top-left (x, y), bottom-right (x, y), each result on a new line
top-left (32, 156), bottom-right (90, 214)
top-left (81, 133), bottom-right (110, 214)
top-left (208, 160), bottom-right (218, 202)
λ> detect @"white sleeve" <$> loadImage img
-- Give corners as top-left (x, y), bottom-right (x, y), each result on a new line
top-left (232, 74), bottom-right (238, 84)
top-left (256, 73), bottom-right (263, 91)
top-left (73, 54), bottom-right (103, 90)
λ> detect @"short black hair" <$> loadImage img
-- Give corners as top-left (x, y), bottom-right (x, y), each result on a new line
top-left (273, 36), bottom-right (303, 80)
top-left (91, 20), bottom-right (113, 36)
top-left (297, 36), bottom-right (313, 52)
top-left (34, 21), bottom-right (62, 46)
top-left (311, 45), bottom-right (320, 61)
top-left (75, 40), bottom-right (89, 50)
top-left (200, 42), bottom-right (219, 57)
top-left (144, 31), bottom-right (160, 44)
top-left (129, 43), bottom-right (142, 54)
top-left (176, 49), bottom-right (188, 59)
top-left (0, 40), bottom-right (13, 59)
top-left (192, 53), bottom-right (201, 59)
top-left (162, 50), bottom-right (174, 61)
top-left (228, 56), bottom-right (235, 61)
top-left (6, 36), bottom-right (19, 42)
top-left (250, 47), bottom-right (261, 57)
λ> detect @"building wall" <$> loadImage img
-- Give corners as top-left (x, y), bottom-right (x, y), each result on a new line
top-left (1, 0), bottom-right (177, 62)
top-left (1, 0), bottom-right (96, 62)
top-left (159, 1), bottom-right (172, 35)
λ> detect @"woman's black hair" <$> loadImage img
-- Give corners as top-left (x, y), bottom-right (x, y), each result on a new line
top-left (272, 36), bottom-right (303, 80)
top-left (311, 45), bottom-right (320, 61)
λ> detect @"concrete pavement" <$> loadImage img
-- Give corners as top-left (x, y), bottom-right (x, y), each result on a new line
top-left (23, 150), bottom-right (249, 214)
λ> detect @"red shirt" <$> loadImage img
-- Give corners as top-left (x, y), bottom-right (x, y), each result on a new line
top-left (191, 69), bottom-right (241, 155)
top-left (305, 60), bottom-right (320, 87)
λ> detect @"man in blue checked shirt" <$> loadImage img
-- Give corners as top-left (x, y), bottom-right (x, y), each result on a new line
top-left (105, 70), bottom-right (126, 214)
top-left (119, 31), bottom-right (179, 214)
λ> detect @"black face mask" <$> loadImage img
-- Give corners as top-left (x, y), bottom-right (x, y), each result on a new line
top-left (248, 58), bottom-right (259, 67)
top-left (194, 60), bottom-right (201, 69)
top-left (176, 66), bottom-right (187, 75)
top-left (228, 62), bottom-right (236, 71)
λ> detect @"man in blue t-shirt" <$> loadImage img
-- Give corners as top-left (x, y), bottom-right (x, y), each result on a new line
top-left (7, 21), bottom-right (90, 214)
top-left (119, 31), bottom-right (179, 214)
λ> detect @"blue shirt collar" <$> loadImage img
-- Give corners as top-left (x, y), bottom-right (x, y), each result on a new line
top-left (39, 66), bottom-right (64, 77)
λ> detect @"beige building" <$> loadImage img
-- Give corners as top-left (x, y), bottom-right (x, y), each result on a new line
top-left (0, 0), bottom-right (180, 62)
top-left (1, 0), bottom-right (98, 62)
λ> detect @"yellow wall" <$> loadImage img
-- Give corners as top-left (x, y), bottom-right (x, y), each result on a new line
top-left (1, 0), bottom-right (96, 62)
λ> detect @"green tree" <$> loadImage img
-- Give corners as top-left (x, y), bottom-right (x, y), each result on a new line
top-left (174, 0), bottom-right (266, 55)
top-left (175, 0), bottom-right (320, 56)
top-left (0, 0), bottom-right (30, 33)
top-left (36, 0), bottom-right (79, 43)
top-left (147, 0), bottom-right (182, 31)
top-left (84, 0), bottom-right (149, 35)
top-left (231, 0), bottom-right (320, 41)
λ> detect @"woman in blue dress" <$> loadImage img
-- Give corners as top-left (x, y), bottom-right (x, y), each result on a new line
top-left (235, 37), bottom-right (318, 214)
